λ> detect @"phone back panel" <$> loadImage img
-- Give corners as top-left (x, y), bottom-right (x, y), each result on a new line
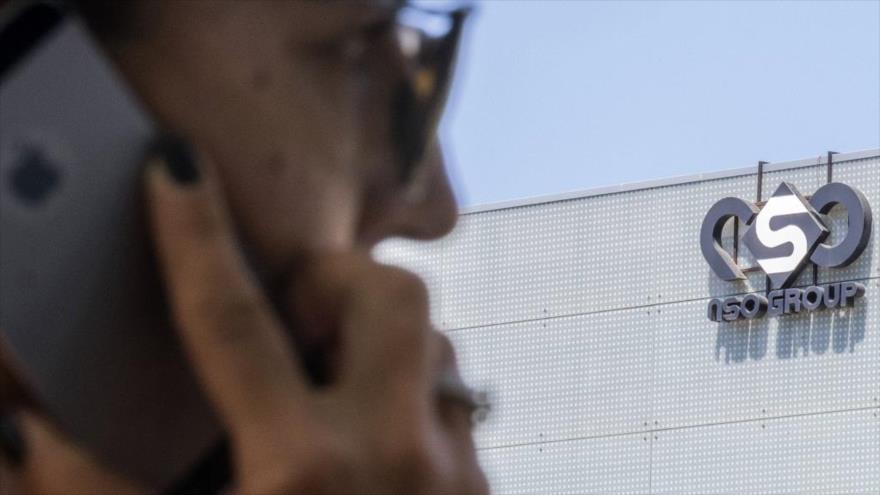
top-left (0, 18), bottom-right (219, 486)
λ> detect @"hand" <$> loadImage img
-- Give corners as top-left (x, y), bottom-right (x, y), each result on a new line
top-left (146, 140), bottom-right (489, 495)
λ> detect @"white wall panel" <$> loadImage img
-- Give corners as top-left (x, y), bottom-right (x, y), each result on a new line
top-left (479, 433), bottom-right (651, 495)
top-left (651, 409), bottom-right (880, 494)
top-left (441, 192), bottom-right (665, 329)
top-left (652, 287), bottom-right (880, 430)
top-left (374, 151), bottom-right (880, 494)
top-left (449, 307), bottom-right (653, 448)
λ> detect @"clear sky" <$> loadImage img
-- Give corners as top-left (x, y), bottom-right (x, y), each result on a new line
top-left (439, 0), bottom-right (880, 207)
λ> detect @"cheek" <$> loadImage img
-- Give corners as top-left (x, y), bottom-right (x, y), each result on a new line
top-left (196, 54), bottom-right (369, 272)
top-left (216, 150), bottom-right (361, 274)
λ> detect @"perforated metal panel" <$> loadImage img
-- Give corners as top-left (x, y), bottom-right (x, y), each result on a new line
top-left (448, 308), bottom-right (654, 448)
top-left (374, 150), bottom-right (880, 494)
top-left (652, 287), bottom-right (880, 430)
top-left (440, 193), bottom-right (665, 329)
top-left (652, 409), bottom-right (880, 494)
top-left (478, 433), bottom-right (651, 495)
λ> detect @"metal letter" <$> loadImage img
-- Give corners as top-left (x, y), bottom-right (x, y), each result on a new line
top-left (809, 183), bottom-right (873, 268)
top-left (801, 286), bottom-right (825, 311)
top-left (740, 293), bottom-right (768, 319)
top-left (722, 297), bottom-right (742, 321)
top-left (741, 182), bottom-right (828, 290)
top-left (783, 289), bottom-right (802, 314)
top-left (707, 298), bottom-right (723, 322)
top-left (767, 290), bottom-right (785, 316)
top-left (840, 282), bottom-right (866, 307)
top-left (701, 197), bottom-right (758, 281)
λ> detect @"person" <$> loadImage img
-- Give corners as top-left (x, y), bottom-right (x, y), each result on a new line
top-left (0, 1), bottom-right (490, 493)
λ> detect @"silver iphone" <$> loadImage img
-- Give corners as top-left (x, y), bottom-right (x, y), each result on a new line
top-left (1, 5), bottom-right (221, 487)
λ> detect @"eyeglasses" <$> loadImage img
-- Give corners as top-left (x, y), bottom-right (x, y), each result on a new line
top-left (385, 2), bottom-right (473, 181)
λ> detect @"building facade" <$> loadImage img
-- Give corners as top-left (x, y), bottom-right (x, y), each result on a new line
top-left (375, 150), bottom-right (880, 494)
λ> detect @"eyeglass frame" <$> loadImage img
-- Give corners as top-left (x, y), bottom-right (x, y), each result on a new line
top-left (384, 2), bottom-right (473, 182)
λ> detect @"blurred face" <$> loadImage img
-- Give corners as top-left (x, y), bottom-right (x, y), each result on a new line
top-left (112, 1), bottom-right (459, 276)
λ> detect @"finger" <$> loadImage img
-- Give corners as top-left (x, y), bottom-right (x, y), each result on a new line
top-left (431, 334), bottom-right (477, 418)
top-left (145, 137), bottom-right (311, 437)
top-left (13, 410), bottom-right (144, 494)
top-left (289, 255), bottom-right (433, 403)
top-left (344, 264), bottom-right (432, 396)
top-left (427, 333), bottom-right (491, 495)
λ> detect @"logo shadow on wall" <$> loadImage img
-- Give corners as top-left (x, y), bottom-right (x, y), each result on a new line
top-left (715, 298), bottom-right (869, 364)
top-left (712, 240), bottom-right (874, 364)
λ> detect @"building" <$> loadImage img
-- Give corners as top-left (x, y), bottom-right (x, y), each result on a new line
top-left (376, 149), bottom-right (880, 494)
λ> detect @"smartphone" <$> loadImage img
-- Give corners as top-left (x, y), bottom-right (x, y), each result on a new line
top-left (1, 5), bottom-right (222, 487)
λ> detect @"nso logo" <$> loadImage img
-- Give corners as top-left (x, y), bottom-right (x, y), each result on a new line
top-left (701, 181), bottom-right (872, 322)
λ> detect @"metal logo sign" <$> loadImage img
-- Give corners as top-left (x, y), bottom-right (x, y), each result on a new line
top-left (701, 180), bottom-right (872, 322)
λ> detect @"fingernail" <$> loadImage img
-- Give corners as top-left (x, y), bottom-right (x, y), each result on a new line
top-left (0, 414), bottom-right (26, 466)
top-left (151, 134), bottom-right (200, 185)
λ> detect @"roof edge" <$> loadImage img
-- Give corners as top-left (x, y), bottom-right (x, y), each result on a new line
top-left (458, 148), bottom-right (880, 215)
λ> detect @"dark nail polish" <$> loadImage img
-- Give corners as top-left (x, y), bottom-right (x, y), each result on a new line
top-left (152, 134), bottom-right (200, 184)
top-left (0, 414), bottom-right (25, 466)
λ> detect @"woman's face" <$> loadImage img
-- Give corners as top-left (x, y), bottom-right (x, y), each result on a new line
top-left (1, 3), bottom-right (472, 488)
top-left (113, 0), bottom-right (459, 276)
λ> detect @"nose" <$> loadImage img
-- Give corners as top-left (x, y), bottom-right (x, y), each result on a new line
top-left (400, 144), bottom-right (458, 239)
top-left (359, 143), bottom-right (458, 247)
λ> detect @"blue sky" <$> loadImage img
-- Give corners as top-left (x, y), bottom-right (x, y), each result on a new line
top-left (439, 0), bottom-right (880, 207)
